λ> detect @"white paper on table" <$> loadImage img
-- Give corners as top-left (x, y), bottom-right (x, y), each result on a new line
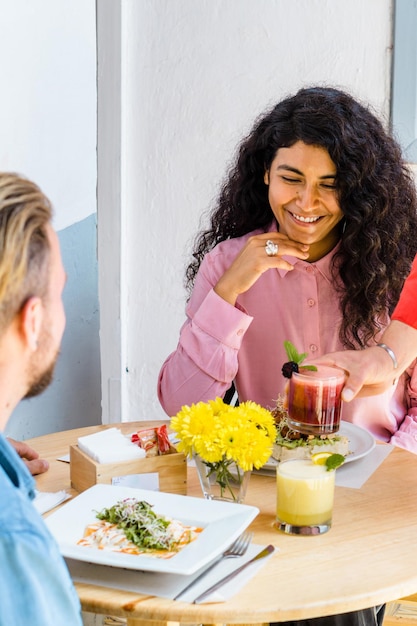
top-left (57, 453), bottom-right (70, 463)
top-left (111, 473), bottom-right (159, 490)
top-left (65, 542), bottom-right (277, 604)
top-left (34, 490), bottom-right (71, 514)
top-left (77, 428), bottom-right (146, 464)
top-left (336, 444), bottom-right (393, 489)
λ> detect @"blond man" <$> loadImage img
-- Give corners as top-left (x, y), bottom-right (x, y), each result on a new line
top-left (0, 173), bottom-right (82, 624)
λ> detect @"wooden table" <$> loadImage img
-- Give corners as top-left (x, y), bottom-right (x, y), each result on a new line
top-left (29, 421), bottom-right (417, 625)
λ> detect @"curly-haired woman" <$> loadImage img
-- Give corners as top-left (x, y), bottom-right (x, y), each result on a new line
top-left (158, 86), bottom-right (417, 453)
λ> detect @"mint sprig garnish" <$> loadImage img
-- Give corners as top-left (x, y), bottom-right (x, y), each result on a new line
top-left (284, 340), bottom-right (307, 364)
top-left (325, 453), bottom-right (345, 471)
top-left (283, 341), bottom-right (317, 372)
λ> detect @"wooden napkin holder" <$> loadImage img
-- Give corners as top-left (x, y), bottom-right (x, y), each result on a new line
top-left (70, 445), bottom-right (187, 495)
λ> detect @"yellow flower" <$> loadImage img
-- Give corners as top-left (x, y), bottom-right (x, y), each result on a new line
top-left (171, 397), bottom-right (277, 472)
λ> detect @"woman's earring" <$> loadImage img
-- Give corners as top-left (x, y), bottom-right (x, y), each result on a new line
top-left (342, 219), bottom-right (347, 234)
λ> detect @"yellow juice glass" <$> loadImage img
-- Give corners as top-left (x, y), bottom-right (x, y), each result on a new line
top-left (275, 459), bottom-right (335, 535)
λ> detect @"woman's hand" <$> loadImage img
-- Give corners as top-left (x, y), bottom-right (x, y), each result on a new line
top-left (312, 321), bottom-right (417, 401)
top-left (311, 349), bottom-right (395, 401)
top-left (214, 233), bottom-right (309, 305)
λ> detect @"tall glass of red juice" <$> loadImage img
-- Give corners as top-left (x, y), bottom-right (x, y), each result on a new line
top-left (287, 366), bottom-right (345, 435)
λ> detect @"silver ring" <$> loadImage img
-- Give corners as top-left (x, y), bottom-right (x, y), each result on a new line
top-left (265, 239), bottom-right (279, 256)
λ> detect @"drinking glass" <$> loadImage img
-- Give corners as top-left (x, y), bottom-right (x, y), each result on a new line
top-left (275, 459), bottom-right (335, 535)
top-left (287, 365), bottom-right (345, 435)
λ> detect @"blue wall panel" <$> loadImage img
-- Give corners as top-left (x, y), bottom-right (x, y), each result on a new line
top-left (6, 214), bottom-right (101, 439)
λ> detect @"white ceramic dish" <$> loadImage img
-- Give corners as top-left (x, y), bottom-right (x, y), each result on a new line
top-left (45, 484), bottom-right (259, 575)
top-left (258, 421), bottom-right (376, 474)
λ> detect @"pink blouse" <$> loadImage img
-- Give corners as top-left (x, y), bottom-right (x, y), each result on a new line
top-left (158, 225), bottom-right (416, 451)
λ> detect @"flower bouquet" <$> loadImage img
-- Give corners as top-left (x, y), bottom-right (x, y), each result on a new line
top-left (171, 397), bottom-right (277, 502)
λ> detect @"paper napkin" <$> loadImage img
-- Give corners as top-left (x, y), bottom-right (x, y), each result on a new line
top-left (336, 443), bottom-right (393, 489)
top-left (77, 428), bottom-right (146, 464)
top-left (66, 542), bottom-right (276, 604)
top-left (34, 490), bottom-right (71, 515)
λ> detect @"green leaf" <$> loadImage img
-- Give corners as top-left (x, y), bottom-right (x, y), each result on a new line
top-left (284, 340), bottom-right (301, 363)
top-left (283, 341), bottom-right (312, 366)
top-left (300, 365), bottom-right (318, 372)
top-left (325, 453), bottom-right (345, 471)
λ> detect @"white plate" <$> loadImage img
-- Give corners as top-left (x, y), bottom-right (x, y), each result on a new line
top-left (45, 484), bottom-right (259, 575)
top-left (259, 421), bottom-right (376, 473)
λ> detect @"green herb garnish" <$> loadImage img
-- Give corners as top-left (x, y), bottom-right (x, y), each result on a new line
top-left (283, 340), bottom-right (317, 372)
top-left (325, 453), bottom-right (345, 471)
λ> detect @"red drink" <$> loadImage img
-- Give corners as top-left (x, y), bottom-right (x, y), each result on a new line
top-left (287, 366), bottom-right (345, 435)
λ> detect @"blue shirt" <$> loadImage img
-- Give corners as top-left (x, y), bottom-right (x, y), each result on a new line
top-left (0, 433), bottom-right (82, 625)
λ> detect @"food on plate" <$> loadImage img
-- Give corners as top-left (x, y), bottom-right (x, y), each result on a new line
top-left (77, 498), bottom-right (202, 558)
top-left (270, 396), bottom-right (350, 462)
top-left (131, 424), bottom-right (174, 456)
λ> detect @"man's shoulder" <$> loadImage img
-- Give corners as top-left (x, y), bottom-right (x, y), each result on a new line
top-left (0, 438), bottom-right (38, 533)
top-left (0, 434), bottom-right (35, 497)
top-left (0, 468), bottom-right (39, 533)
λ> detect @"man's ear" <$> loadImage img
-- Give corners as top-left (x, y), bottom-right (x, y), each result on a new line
top-left (19, 297), bottom-right (43, 351)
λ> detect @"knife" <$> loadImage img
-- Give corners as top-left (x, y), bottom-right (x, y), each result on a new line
top-left (193, 544), bottom-right (275, 604)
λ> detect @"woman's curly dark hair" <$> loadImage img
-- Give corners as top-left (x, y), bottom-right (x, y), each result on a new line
top-left (186, 86), bottom-right (417, 349)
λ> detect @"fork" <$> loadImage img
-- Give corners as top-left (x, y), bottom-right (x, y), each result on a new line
top-left (173, 530), bottom-right (253, 601)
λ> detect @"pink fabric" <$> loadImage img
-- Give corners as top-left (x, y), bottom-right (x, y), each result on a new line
top-left (158, 225), bottom-right (417, 451)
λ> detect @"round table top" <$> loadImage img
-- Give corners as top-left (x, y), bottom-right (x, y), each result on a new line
top-left (28, 421), bottom-right (417, 625)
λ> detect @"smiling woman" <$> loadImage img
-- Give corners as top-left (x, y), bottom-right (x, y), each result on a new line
top-left (156, 85), bottom-right (414, 626)
top-left (158, 86), bottom-right (417, 445)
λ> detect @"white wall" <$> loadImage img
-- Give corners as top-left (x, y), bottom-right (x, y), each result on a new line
top-left (1, 0), bottom-right (99, 438)
top-left (0, 0), bottom-right (393, 433)
top-left (102, 0), bottom-right (393, 422)
top-left (0, 0), bottom-right (96, 231)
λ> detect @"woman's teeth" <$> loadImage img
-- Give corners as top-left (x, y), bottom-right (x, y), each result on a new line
top-left (291, 213), bottom-right (321, 223)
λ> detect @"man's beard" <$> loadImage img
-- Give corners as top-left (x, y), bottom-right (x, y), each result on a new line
top-left (25, 358), bottom-right (57, 398)
top-left (24, 323), bottom-right (59, 399)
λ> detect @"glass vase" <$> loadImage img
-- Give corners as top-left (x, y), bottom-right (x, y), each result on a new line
top-left (194, 454), bottom-right (251, 503)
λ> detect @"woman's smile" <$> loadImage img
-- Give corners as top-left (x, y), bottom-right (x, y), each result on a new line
top-left (288, 211), bottom-right (323, 224)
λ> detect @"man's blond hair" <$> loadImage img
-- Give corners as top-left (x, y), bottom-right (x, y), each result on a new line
top-left (0, 173), bottom-right (52, 334)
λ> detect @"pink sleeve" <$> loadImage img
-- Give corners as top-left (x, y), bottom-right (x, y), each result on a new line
top-left (390, 359), bottom-right (417, 453)
top-left (157, 282), bottom-right (253, 417)
top-left (392, 255), bottom-right (417, 329)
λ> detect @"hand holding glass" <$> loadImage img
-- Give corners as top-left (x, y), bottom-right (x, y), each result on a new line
top-left (287, 365), bottom-right (345, 435)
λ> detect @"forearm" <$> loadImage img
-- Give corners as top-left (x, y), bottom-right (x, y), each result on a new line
top-left (158, 290), bottom-right (252, 416)
top-left (310, 320), bottom-right (417, 401)
top-left (378, 320), bottom-right (417, 378)
top-left (158, 344), bottom-right (235, 417)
